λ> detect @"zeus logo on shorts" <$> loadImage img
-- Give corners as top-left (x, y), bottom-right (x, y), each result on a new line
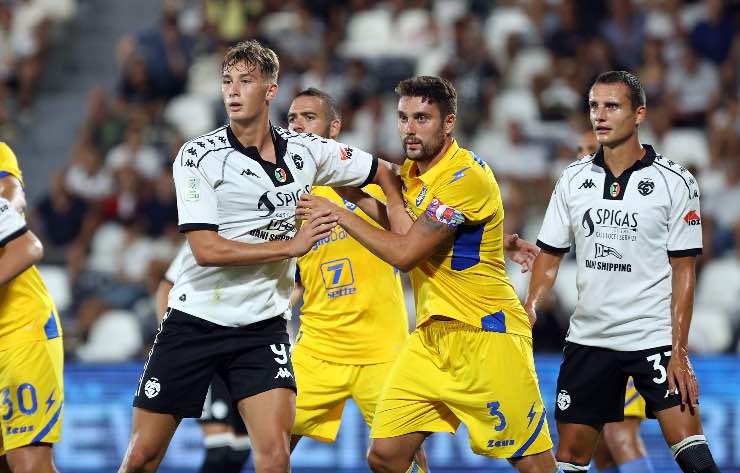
top-left (557, 390), bottom-right (571, 410)
top-left (144, 378), bottom-right (161, 399)
top-left (270, 344), bottom-right (288, 364)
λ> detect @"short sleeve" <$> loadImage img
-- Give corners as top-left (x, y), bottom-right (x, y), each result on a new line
top-left (163, 243), bottom-right (188, 283)
top-left (312, 138), bottom-right (377, 188)
top-left (425, 165), bottom-right (498, 228)
top-left (0, 198), bottom-right (27, 247)
top-left (172, 146), bottom-right (219, 232)
top-left (537, 174), bottom-right (572, 253)
top-left (0, 143), bottom-right (23, 184)
top-left (667, 174), bottom-right (702, 257)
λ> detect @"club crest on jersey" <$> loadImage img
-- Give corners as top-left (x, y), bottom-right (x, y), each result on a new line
top-left (416, 185), bottom-right (428, 207)
top-left (609, 182), bottom-right (621, 198)
top-left (426, 198), bottom-right (464, 227)
top-left (290, 153), bottom-right (304, 170)
top-left (683, 210), bottom-right (701, 226)
top-left (557, 390), bottom-right (571, 410)
top-left (637, 178), bottom-right (654, 196)
top-left (274, 168), bottom-right (288, 182)
top-left (144, 378), bottom-right (161, 399)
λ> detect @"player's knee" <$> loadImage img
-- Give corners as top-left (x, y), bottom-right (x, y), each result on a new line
top-left (601, 424), bottom-right (642, 457)
top-left (120, 445), bottom-right (161, 473)
top-left (7, 458), bottom-right (55, 473)
top-left (671, 435), bottom-right (721, 473)
top-left (251, 444), bottom-right (289, 473)
top-left (366, 445), bottom-right (397, 473)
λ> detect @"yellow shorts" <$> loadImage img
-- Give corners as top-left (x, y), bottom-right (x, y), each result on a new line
top-left (371, 320), bottom-right (553, 459)
top-left (0, 338), bottom-right (64, 455)
top-left (292, 346), bottom-right (395, 442)
top-left (623, 377), bottom-right (647, 420)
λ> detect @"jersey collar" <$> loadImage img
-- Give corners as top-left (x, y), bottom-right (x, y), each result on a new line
top-left (593, 143), bottom-right (657, 172)
top-left (402, 139), bottom-right (461, 184)
top-left (227, 123), bottom-right (294, 187)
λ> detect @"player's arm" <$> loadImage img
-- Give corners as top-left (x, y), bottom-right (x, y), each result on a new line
top-left (523, 249), bottom-right (565, 327)
top-left (290, 282), bottom-right (305, 307)
top-left (0, 175), bottom-right (26, 213)
top-left (186, 213), bottom-right (338, 267)
top-left (0, 230), bottom-right (43, 286)
top-left (503, 234), bottom-right (539, 273)
top-left (299, 194), bottom-right (452, 272)
top-left (332, 186), bottom-right (391, 229)
top-left (155, 279), bottom-right (173, 322)
top-left (667, 255), bottom-right (699, 407)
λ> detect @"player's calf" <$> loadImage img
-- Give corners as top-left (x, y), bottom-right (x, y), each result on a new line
top-left (671, 435), bottom-right (721, 473)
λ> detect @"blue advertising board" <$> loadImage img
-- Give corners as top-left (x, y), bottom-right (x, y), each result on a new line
top-left (57, 356), bottom-right (740, 472)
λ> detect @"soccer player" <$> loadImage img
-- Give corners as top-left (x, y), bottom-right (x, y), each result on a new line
top-left (299, 76), bottom-right (558, 472)
top-left (154, 245), bottom-right (251, 473)
top-left (0, 147), bottom-right (64, 473)
top-left (0, 144), bottom-right (26, 212)
top-left (525, 71), bottom-right (720, 472)
top-left (285, 87), bottom-right (428, 471)
top-left (575, 132), bottom-right (653, 473)
top-left (118, 40), bottom-right (382, 473)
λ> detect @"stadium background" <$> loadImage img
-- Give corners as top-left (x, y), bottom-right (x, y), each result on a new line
top-left (1, 0), bottom-right (738, 471)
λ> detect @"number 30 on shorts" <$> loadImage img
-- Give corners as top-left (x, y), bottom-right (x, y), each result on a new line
top-left (646, 351), bottom-right (673, 384)
top-left (2, 384), bottom-right (38, 420)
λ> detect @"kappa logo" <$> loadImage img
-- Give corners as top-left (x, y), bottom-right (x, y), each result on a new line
top-left (144, 378), bottom-right (161, 399)
top-left (184, 159), bottom-right (196, 168)
top-left (274, 368), bottom-right (293, 379)
top-left (637, 178), bottom-right (654, 196)
top-left (557, 390), bottom-right (571, 410)
top-left (241, 168), bottom-right (260, 178)
top-left (683, 210), bottom-right (701, 226)
top-left (594, 243), bottom-right (623, 259)
top-left (578, 179), bottom-right (596, 189)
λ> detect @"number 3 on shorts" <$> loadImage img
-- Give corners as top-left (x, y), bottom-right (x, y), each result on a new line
top-left (646, 351), bottom-right (673, 384)
top-left (486, 401), bottom-right (507, 432)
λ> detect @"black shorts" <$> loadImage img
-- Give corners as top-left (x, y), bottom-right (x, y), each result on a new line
top-left (133, 309), bottom-right (296, 418)
top-left (198, 373), bottom-right (248, 435)
top-left (555, 342), bottom-right (683, 425)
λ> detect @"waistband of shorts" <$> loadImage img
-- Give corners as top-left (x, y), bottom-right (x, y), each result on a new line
top-left (421, 317), bottom-right (484, 333)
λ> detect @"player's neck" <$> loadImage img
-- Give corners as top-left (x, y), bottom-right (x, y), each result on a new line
top-left (416, 138), bottom-right (453, 175)
top-left (602, 135), bottom-right (644, 178)
top-left (229, 112), bottom-right (275, 163)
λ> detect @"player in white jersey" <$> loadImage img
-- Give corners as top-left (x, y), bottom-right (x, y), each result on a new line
top-left (525, 71), bottom-right (721, 473)
top-left (118, 40), bottom-right (385, 473)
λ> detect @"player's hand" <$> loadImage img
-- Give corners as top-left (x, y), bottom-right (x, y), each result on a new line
top-left (504, 234), bottom-right (539, 273)
top-left (667, 348), bottom-right (699, 408)
top-left (523, 303), bottom-right (537, 328)
top-left (297, 194), bottom-right (340, 221)
top-left (333, 186), bottom-right (366, 204)
top-left (289, 208), bottom-right (338, 257)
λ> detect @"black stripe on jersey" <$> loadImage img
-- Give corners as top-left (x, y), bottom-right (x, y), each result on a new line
top-left (668, 248), bottom-right (702, 257)
top-left (359, 156), bottom-right (379, 188)
top-left (536, 239), bottom-right (570, 254)
top-left (179, 223), bottom-right (218, 233)
top-left (195, 147), bottom-right (233, 167)
top-left (653, 162), bottom-right (695, 197)
top-left (0, 225), bottom-right (28, 247)
top-left (594, 145), bottom-right (656, 200)
top-left (565, 156), bottom-right (595, 170)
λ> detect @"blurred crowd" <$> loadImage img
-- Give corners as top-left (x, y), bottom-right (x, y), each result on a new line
top-left (4, 0), bottom-right (739, 360)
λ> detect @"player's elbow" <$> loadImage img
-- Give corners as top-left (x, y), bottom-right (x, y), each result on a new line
top-left (395, 253), bottom-right (421, 272)
top-left (191, 246), bottom-right (219, 267)
top-left (27, 237), bottom-right (43, 264)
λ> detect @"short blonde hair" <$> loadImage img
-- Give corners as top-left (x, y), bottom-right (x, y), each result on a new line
top-left (222, 40), bottom-right (279, 84)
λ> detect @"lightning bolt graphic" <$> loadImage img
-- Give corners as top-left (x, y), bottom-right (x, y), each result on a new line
top-left (527, 403), bottom-right (536, 428)
top-left (449, 167), bottom-right (470, 184)
top-left (46, 389), bottom-right (56, 414)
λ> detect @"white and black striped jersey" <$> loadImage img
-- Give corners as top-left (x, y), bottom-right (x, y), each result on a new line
top-left (537, 144), bottom-right (702, 351)
top-left (169, 124), bottom-right (377, 327)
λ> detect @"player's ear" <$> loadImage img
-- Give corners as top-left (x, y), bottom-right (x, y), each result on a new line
top-left (635, 105), bottom-right (646, 126)
top-left (329, 119), bottom-right (342, 139)
top-left (443, 114), bottom-right (456, 135)
top-left (266, 83), bottom-right (278, 102)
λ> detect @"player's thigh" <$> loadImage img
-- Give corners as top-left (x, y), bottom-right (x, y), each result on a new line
top-left (623, 345), bottom-right (683, 418)
top-left (370, 330), bottom-right (458, 440)
top-left (555, 343), bottom-right (626, 426)
top-left (352, 360), bottom-right (396, 426)
top-left (601, 417), bottom-right (647, 464)
top-left (555, 422), bottom-right (601, 463)
top-left (654, 404), bottom-right (704, 446)
top-left (442, 329), bottom-right (552, 459)
top-left (292, 349), bottom-right (354, 441)
top-left (236, 388), bottom-right (295, 452)
top-left (0, 339), bottom-right (64, 454)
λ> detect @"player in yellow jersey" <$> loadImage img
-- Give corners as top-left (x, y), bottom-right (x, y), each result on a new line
top-left (0, 150), bottom-right (64, 473)
top-left (575, 131), bottom-right (653, 473)
top-left (286, 87), bottom-right (428, 471)
top-left (299, 76), bottom-right (559, 472)
top-left (0, 143), bottom-right (26, 213)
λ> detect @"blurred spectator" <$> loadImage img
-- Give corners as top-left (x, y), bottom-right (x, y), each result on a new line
top-left (105, 122), bottom-right (164, 180)
top-left (65, 141), bottom-right (114, 201)
top-left (690, 0), bottom-right (736, 65)
top-left (34, 172), bottom-right (88, 263)
top-left (637, 38), bottom-right (667, 106)
top-left (666, 45), bottom-right (720, 127)
top-left (82, 87), bottom-right (128, 156)
top-left (601, 0), bottom-right (646, 70)
top-left (137, 169), bottom-right (178, 237)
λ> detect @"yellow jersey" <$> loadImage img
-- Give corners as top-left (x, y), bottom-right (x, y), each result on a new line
top-left (400, 139), bottom-right (531, 338)
top-left (295, 185), bottom-right (409, 365)
top-left (0, 146), bottom-right (60, 350)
